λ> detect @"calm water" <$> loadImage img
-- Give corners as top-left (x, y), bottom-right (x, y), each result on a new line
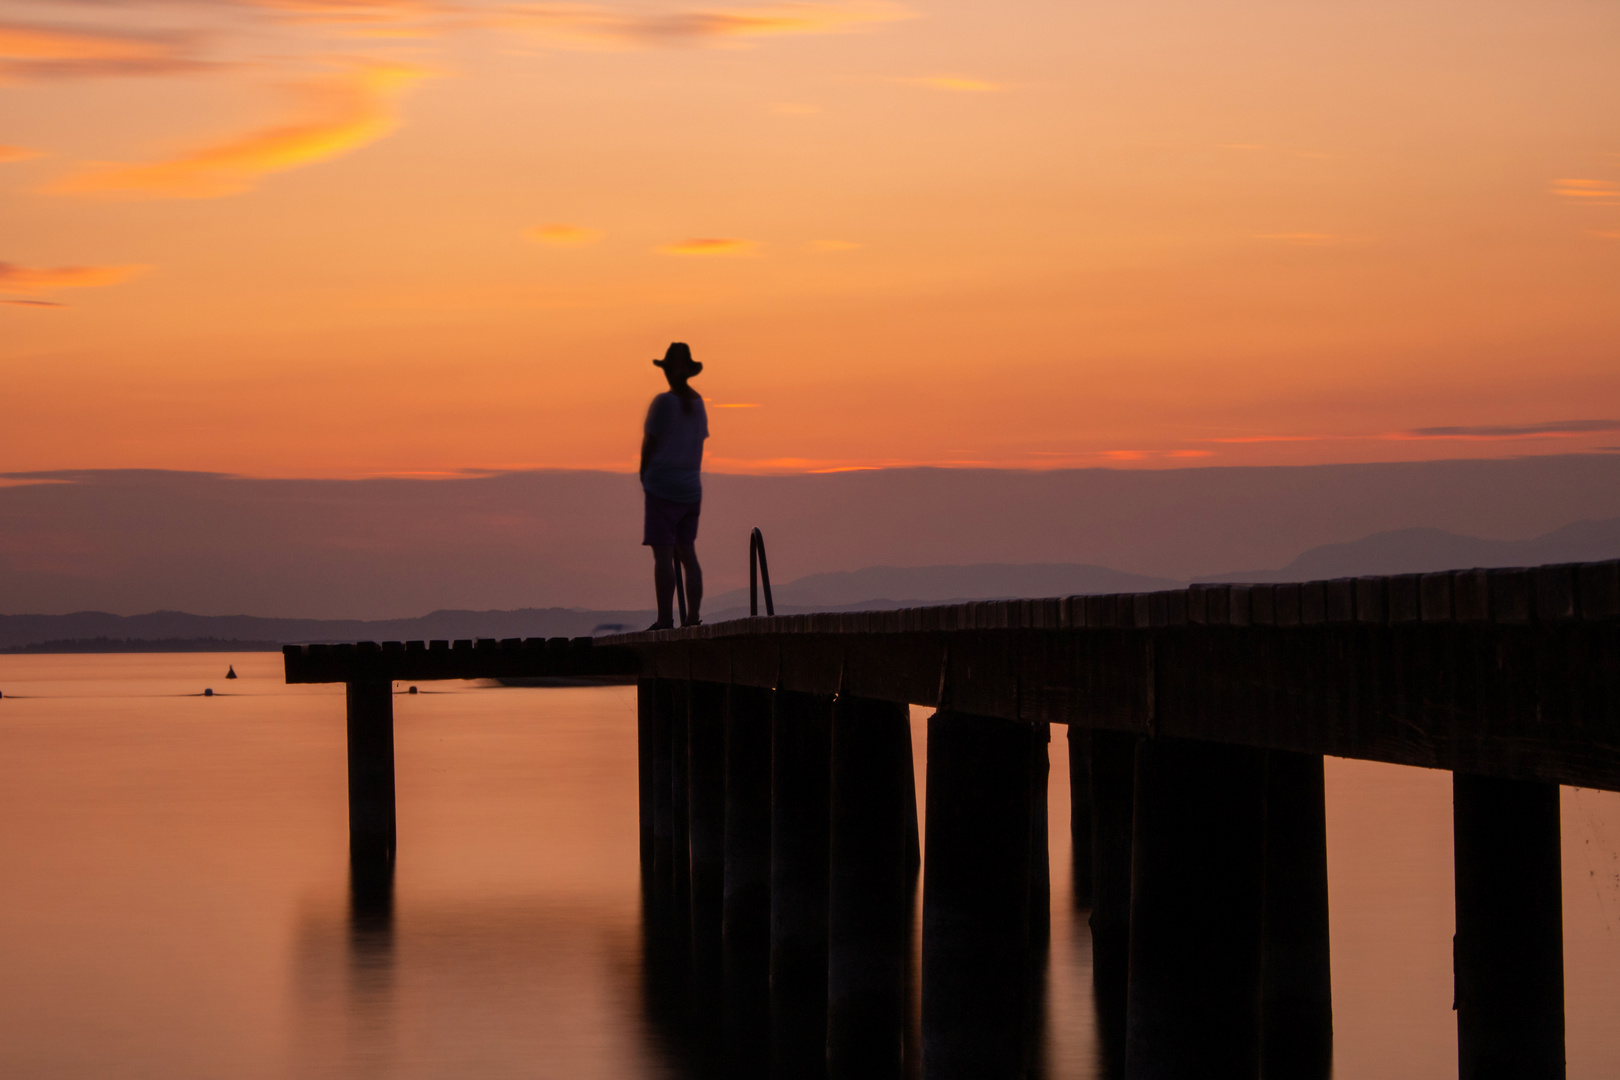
top-left (3, 652), bottom-right (1620, 1078)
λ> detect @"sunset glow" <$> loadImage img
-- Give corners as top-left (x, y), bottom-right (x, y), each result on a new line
top-left (2, 0), bottom-right (1617, 477)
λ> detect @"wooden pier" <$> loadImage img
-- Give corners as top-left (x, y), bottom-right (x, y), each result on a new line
top-left (285, 558), bottom-right (1620, 1080)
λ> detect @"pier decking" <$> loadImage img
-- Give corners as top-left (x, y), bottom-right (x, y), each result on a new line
top-left (285, 558), bottom-right (1620, 1079)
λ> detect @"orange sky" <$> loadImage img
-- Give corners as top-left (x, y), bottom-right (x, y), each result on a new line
top-left (2, 0), bottom-right (1618, 477)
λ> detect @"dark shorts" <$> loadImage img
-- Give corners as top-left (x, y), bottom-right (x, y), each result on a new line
top-left (643, 492), bottom-right (701, 546)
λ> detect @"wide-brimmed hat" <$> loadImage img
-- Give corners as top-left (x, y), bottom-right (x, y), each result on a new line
top-left (653, 341), bottom-right (703, 376)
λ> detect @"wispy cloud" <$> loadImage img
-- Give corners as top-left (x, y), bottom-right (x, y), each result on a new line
top-left (658, 237), bottom-right (756, 255)
top-left (1594, 230), bottom-right (1620, 240)
top-left (525, 223), bottom-right (601, 245)
top-left (501, 1), bottom-right (911, 50)
top-left (895, 75), bottom-right (1001, 92)
top-left (245, 0), bottom-right (448, 23)
top-left (711, 402), bottom-right (760, 408)
top-left (1396, 419), bottom-right (1620, 440)
top-left (1256, 232), bottom-right (1345, 245)
top-left (1207, 434), bottom-right (1324, 443)
top-left (49, 62), bottom-right (429, 199)
top-left (0, 261), bottom-right (148, 293)
top-left (240, 0), bottom-right (457, 38)
top-left (0, 145), bottom-right (43, 162)
top-left (1, 298), bottom-right (65, 308)
top-left (1551, 178), bottom-right (1620, 206)
top-left (0, 21), bottom-right (206, 80)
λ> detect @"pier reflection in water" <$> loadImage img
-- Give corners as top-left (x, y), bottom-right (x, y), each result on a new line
top-left (6, 653), bottom-right (1620, 1078)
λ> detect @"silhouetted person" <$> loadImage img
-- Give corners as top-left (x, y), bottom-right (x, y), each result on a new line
top-left (641, 342), bottom-right (707, 629)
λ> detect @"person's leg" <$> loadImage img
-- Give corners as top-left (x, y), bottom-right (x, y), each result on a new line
top-left (652, 545), bottom-right (677, 628)
top-left (677, 543), bottom-right (703, 624)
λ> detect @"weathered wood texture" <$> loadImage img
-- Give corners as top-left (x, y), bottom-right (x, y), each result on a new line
top-left (687, 680), bottom-right (728, 1013)
top-left (723, 684), bottom-right (774, 1075)
top-left (345, 679), bottom-right (396, 865)
top-left (1454, 774), bottom-right (1566, 1080)
top-left (1088, 730), bottom-right (1137, 1073)
top-left (827, 696), bottom-right (913, 1080)
top-left (287, 561), bottom-right (1620, 790)
top-left (1125, 737), bottom-right (1267, 1080)
top-left (921, 710), bottom-right (1039, 1080)
top-left (770, 690), bottom-right (834, 1080)
top-left (1260, 751), bottom-right (1333, 1080)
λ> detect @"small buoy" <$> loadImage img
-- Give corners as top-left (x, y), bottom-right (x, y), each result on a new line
top-left (226, 665), bottom-right (237, 679)
top-left (203, 688), bottom-right (214, 697)
top-left (408, 686), bottom-right (419, 695)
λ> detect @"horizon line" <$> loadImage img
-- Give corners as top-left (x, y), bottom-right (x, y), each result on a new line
top-left (5, 448), bottom-right (1620, 484)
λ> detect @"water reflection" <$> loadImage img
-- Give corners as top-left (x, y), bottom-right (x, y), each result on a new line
top-left (348, 860), bottom-right (397, 1006)
top-left (6, 656), bottom-right (1620, 1079)
top-left (638, 873), bottom-right (1038, 1080)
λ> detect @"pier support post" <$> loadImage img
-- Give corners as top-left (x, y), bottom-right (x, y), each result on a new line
top-left (724, 684), bottom-right (774, 1076)
top-left (771, 689), bottom-right (834, 1080)
top-left (1030, 721), bottom-right (1052, 943)
top-left (637, 679), bottom-right (658, 892)
top-left (827, 696), bottom-right (913, 1080)
top-left (688, 681), bottom-right (728, 1040)
top-left (1069, 724), bottom-right (1094, 908)
top-left (1124, 736), bottom-right (1266, 1080)
top-left (921, 710), bottom-right (1036, 1080)
top-left (345, 679), bottom-right (396, 866)
top-left (1089, 729), bottom-right (1137, 1071)
top-left (1260, 750), bottom-right (1333, 1080)
top-left (1453, 773), bottom-right (1565, 1080)
top-left (669, 681), bottom-right (692, 949)
top-left (652, 680), bottom-right (676, 910)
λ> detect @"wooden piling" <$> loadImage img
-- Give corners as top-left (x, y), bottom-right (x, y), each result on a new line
top-left (921, 710), bottom-right (1035, 1080)
top-left (1260, 750), bottom-right (1333, 1080)
top-left (1088, 729), bottom-right (1137, 1070)
top-left (1124, 736), bottom-right (1266, 1080)
top-left (827, 696), bottom-right (913, 1080)
top-left (1453, 773), bottom-right (1565, 1080)
top-left (1069, 724), bottom-right (1094, 907)
top-left (771, 689), bottom-right (834, 1080)
top-left (669, 680), bottom-right (692, 947)
top-left (724, 684), bottom-right (774, 1076)
top-left (345, 679), bottom-right (396, 866)
top-left (1026, 720), bottom-right (1052, 1076)
top-left (1030, 721), bottom-right (1051, 943)
top-left (688, 681), bottom-right (728, 1026)
top-left (637, 678), bottom-right (657, 890)
top-left (652, 680), bottom-right (675, 909)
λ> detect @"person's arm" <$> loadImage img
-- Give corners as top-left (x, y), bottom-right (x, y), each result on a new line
top-left (640, 432), bottom-right (656, 478)
top-left (640, 395), bottom-right (664, 478)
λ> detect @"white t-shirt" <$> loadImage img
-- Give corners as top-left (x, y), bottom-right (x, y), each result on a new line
top-left (642, 391), bottom-right (708, 503)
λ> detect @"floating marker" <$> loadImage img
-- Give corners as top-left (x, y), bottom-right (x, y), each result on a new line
top-left (408, 686), bottom-right (418, 694)
top-left (204, 688), bottom-right (214, 697)
top-left (226, 665), bottom-right (237, 679)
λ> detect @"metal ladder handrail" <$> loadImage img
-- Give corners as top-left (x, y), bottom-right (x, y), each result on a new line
top-left (749, 528), bottom-right (775, 617)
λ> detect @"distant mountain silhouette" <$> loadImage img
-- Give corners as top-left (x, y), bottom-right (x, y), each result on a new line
top-left (3, 514), bottom-right (1618, 649)
top-left (0, 608), bottom-right (652, 652)
top-left (1202, 516), bottom-right (1620, 583)
top-left (4, 455), bottom-right (1620, 618)
top-left (707, 562), bottom-right (1180, 613)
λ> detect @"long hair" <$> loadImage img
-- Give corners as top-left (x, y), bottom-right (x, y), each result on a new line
top-left (675, 381), bottom-right (696, 414)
